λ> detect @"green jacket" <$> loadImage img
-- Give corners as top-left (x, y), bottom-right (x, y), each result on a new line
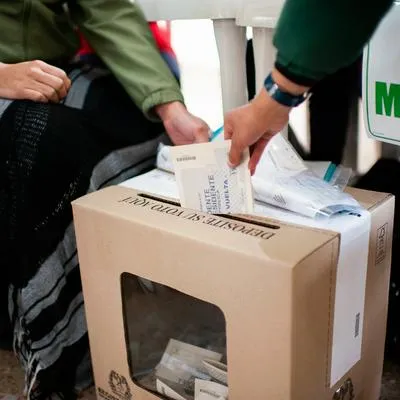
top-left (274, 0), bottom-right (394, 85)
top-left (0, 0), bottom-right (183, 118)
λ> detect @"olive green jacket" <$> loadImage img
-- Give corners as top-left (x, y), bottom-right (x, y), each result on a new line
top-left (0, 0), bottom-right (183, 117)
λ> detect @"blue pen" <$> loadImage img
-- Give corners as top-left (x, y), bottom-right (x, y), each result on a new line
top-left (210, 125), bottom-right (223, 141)
top-left (323, 162), bottom-right (337, 183)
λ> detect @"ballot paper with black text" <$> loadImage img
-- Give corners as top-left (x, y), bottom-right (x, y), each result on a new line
top-left (170, 140), bottom-right (253, 214)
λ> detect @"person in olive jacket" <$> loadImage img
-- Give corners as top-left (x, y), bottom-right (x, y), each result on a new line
top-left (0, 1), bottom-right (209, 130)
top-left (0, 1), bottom-right (210, 399)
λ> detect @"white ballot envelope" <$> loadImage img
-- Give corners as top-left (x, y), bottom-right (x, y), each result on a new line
top-left (170, 141), bottom-right (253, 214)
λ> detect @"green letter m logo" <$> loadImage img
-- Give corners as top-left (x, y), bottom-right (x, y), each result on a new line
top-left (376, 81), bottom-right (400, 118)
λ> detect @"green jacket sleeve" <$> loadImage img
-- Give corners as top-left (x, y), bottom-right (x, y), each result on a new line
top-left (69, 0), bottom-right (184, 119)
top-left (273, 0), bottom-right (393, 85)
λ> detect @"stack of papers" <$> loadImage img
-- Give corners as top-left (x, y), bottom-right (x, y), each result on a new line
top-left (154, 339), bottom-right (228, 400)
top-left (122, 135), bottom-right (362, 219)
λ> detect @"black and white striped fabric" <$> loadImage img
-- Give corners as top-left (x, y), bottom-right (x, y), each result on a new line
top-left (0, 63), bottom-right (166, 399)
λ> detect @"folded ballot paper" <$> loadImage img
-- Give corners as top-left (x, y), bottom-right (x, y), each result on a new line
top-left (123, 133), bottom-right (363, 219)
top-left (169, 140), bottom-right (253, 214)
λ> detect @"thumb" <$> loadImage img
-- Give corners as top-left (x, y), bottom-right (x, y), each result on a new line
top-left (228, 135), bottom-right (244, 168)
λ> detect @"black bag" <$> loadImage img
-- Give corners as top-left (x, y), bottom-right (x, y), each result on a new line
top-left (355, 158), bottom-right (400, 361)
top-left (0, 282), bottom-right (12, 350)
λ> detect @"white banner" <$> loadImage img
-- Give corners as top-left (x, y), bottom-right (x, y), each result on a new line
top-left (363, 2), bottom-right (400, 144)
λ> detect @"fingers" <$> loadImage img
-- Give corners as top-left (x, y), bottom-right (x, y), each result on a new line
top-left (223, 117), bottom-right (240, 167)
top-left (36, 60), bottom-right (71, 92)
top-left (30, 81), bottom-right (60, 103)
top-left (249, 138), bottom-right (269, 175)
top-left (224, 123), bottom-right (233, 140)
top-left (36, 71), bottom-right (68, 99)
top-left (28, 61), bottom-right (70, 102)
top-left (228, 133), bottom-right (245, 168)
top-left (21, 89), bottom-right (48, 103)
top-left (224, 109), bottom-right (254, 168)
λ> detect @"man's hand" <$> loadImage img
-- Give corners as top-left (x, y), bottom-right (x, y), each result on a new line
top-left (225, 68), bottom-right (309, 174)
top-left (155, 101), bottom-right (210, 145)
top-left (0, 60), bottom-right (71, 103)
top-left (224, 89), bottom-right (290, 175)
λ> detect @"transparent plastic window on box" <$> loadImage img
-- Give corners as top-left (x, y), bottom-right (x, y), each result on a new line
top-left (121, 273), bottom-right (228, 400)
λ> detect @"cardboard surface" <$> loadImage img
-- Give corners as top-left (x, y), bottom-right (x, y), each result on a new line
top-left (72, 185), bottom-right (394, 400)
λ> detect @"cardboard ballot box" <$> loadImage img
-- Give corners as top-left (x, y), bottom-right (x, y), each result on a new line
top-left (72, 186), bottom-right (394, 400)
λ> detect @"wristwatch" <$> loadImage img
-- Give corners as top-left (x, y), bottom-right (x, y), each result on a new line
top-left (264, 73), bottom-right (309, 107)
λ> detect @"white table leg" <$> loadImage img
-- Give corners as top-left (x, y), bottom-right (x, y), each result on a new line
top-left (252, 27), bottom-right (275, 93)
top-left (252, 27), bottom-right (288, 139)
top-left (213, 19), bottom-right (247, 113)
top-left (342, 97), bottom-right (359, 173)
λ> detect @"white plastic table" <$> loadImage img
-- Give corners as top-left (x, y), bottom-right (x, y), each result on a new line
top-left (137, 0), bottom-right (359, 169)
top-left (235, 0), bottom-right (286, 137)
top-left (137, 0), bottom-right (288, 137)
top-left (137, 0), bottom-right (248, 113)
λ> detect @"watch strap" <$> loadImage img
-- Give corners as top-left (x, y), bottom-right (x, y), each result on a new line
top-left (264, 73), bottom-right (308, 107)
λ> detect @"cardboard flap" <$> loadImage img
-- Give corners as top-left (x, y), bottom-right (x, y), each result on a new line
top-left (345, 187), bottom-right (392, 211)
top-left (73, 185), bottom-right (338, 267)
